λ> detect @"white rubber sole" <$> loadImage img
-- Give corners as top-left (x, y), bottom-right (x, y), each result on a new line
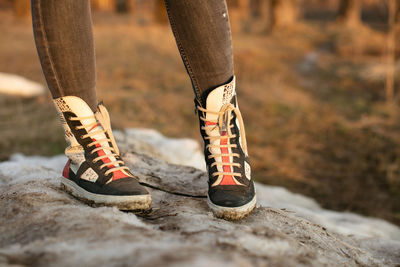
top-left (207, 194), bottom-right (257, 220)
top-left (60, 177), bottom-right (152, 211)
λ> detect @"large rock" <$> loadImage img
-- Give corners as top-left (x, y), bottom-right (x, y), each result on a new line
top-left (0, 129), bottom-right (399, 266)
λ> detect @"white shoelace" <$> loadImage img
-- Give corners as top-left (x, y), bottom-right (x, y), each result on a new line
top-left (70, 105), bottom-right (129, 176)
top-left (197, 103), bottom-right (248, 178)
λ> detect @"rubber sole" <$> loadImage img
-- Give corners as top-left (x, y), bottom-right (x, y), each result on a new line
top-left (60, 177), bottom-right (152, 211)
top-left (207, 194), bottom-right (257, 220)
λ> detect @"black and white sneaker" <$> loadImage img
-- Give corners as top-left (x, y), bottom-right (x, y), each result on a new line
top-left (54, 96), bottom-right (151, 211)
top-left (196, 76), bottom-right (256, 220)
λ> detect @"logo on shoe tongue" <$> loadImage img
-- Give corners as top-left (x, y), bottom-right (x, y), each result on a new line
top-left (222, 82), bottom-right (235, 105)
top-left (54, 98), bottom-right (71, 112)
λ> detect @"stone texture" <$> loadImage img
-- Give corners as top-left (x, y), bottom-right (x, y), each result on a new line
top-left (0, 129), bottom-right (399, 266)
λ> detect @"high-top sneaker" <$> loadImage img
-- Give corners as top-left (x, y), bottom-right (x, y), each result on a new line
top-left (54, 96), bottom-right (151, 211)
top-left (196, 77), bottom-right (256, 220)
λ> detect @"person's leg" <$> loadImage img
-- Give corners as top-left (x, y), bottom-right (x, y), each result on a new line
top-left (164, 0), bottom-right (234, 101)
top-left (165, 0), bottom-right (256, 220)
top-left (31, 0), bottom-right (97, 111)
top-left (31, 0), bottom-right (151, 210)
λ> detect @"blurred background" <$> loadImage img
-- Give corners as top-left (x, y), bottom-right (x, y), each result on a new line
top-left (0, 0), bottom-right (400, 225)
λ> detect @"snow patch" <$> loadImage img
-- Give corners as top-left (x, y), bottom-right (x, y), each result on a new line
top-left (115, 128), bottom-right (206, 171)
top-left (0, 73), bottom-right (45, 97)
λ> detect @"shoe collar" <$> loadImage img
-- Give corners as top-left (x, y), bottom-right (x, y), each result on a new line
top-left (196, 76), bottom-right (236, 109)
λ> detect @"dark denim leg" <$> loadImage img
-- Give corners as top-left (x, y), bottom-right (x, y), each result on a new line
top-left (31, 0), bottom-right (97, 111)
top-left (164, 0), bottom-right (234, 100)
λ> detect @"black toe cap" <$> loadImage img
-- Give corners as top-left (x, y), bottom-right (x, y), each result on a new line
top-left (208, 181), bottom-right (255, 207)
top-left (105, 178), bottom-right (149, 196)
top-left (77, 177), bottom-right (149, 196)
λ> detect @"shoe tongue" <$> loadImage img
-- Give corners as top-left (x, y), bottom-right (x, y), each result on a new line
top-left (58, 96), bottom-right (98, 133)
top-left (56, 96), bottom-right (94, 117)
top-left (88, 114), bottom-right (106, 142)
top-left (205, 77), bottom-right (236, 122)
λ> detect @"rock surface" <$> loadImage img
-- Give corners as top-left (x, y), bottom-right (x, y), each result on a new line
top-left (1, 129), bottom-right (399, 266)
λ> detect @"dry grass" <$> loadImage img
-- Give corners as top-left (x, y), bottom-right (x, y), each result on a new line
top-left (0, 9), bottom-right (399, 224)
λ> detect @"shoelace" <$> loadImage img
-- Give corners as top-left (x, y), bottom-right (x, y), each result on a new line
top-left (70, 105), bottom-right (129, 176)
top-left (197, 103), bottom-right (248, 178)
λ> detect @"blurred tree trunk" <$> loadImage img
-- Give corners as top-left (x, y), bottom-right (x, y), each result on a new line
top-left (228, 0), bottom-right (240, 8)
top-left (240, 0), bottom-right (299, 32)
top-left (14, 0), bottom-right (30, 18)
top-left (228, 0), bottom-right (251, 11)
top-left (249, 0), bottom-right (261, 17)
top-left (116, 0), bottom-right (127, 13)
top-left (386, 0), bottom-right (397, 103)
top-left (337, 0), bottom-right (362, 27)
top-left (227, 0), bottom-right (249, 31)
top-left (238, 0), bottom-right (250, 8)
top-left (91, 0), bottom-right (115, 11)
top-left (396, 0), bottom-right (400, 25)
top-left (267, 0), bottom-right (298, 30)
top-left (115, 0), bottom-right (134, 13)
top-left (154, 0), bottom-right (168, 24)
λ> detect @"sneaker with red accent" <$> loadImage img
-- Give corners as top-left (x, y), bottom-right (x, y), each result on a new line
top-left (54, 96), bottom-right (151, 211)
top-left (196, 77), bottom-right (256, 220)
